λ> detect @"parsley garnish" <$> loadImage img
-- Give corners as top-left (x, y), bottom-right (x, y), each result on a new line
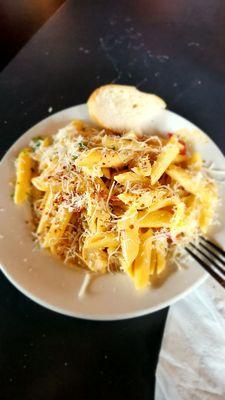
top-left (31, 136), bottom-right (43, 149)
top-left (78, 141), bottom-right (87, 149)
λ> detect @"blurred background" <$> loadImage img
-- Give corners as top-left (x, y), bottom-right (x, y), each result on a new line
top-left (0, 0), bottom-right (65, 70)
top-left (1, 0), bottom-right (224, 75)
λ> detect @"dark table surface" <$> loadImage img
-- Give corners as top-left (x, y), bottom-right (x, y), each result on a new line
top-left (0, 1), bottom-right (225, 399)
top-left (0, 0), bottom-right (65, 71)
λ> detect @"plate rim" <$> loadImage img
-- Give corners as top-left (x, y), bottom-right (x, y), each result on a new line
top-left (0, 260), bottom-right (207, 320)
top-left (0, 103), bottom-right (218, 320)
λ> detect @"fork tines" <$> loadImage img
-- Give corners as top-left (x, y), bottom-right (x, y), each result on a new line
top-left (185, 236), bottom-right (225, 288)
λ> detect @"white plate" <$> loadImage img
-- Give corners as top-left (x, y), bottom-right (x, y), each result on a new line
top-left (0, 104), bottom-right (225, 320)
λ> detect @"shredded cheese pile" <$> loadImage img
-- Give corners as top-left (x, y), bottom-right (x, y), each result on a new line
top-left (14, 120), bottom-right (218, 289)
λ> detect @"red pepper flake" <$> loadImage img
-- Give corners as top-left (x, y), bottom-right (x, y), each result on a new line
top-left (180, 147), bottom-right (186, 156)
top-left (164, 175), bottom-right (171, 185)
top-left (110, 195), bottom-right (118, 202)
top-left (109, 195), bottom-right (124, 207)
top-left (166, 233), bottom-right (173, 244)
top-left (179, 139), bottom-right (186, 156)
top-left (98, 190), bottom-right (108, 200)
top-left (74, 206), bottom-right (85, 213)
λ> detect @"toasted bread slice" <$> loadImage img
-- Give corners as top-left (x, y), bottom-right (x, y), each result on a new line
top-left (87, 84), bottom-right (166, 133)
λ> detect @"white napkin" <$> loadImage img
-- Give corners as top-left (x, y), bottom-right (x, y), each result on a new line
top-left (155, 279), bottom-right (225, 400)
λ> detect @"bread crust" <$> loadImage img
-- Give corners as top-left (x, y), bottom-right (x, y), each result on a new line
top-left (87, 84), bottom-right (166, 132)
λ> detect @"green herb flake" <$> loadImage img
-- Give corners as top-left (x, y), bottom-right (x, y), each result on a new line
top-left (78, 141), bottom-right (87, 150)
top-left (31, 136), bottom-right (43, 149)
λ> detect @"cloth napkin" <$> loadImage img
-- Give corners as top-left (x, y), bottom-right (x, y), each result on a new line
top-left (155, 279), bottom-right (225, 400)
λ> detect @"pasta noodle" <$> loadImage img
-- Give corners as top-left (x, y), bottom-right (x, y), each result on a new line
top-left (14, 121), bottom-right (218, 289)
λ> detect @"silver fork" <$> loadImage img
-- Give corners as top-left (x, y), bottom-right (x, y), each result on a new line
top-left (185, 236), bottom-right (225, 288)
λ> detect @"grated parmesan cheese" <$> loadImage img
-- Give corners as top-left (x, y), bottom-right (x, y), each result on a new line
top-left (78, 273), bottom-right (91, 298)
top-left (16, 120), bottom-right (218, 289)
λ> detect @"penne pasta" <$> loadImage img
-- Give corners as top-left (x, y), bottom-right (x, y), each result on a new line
top-left (131, 155), bottom-right (152, 177)
top-left (199, 185), bottom-right (218, 233)
top-left (114, 171), bottom-right (150, 185)
top-left (43, 206), bottom-right (72, 248)
top-left (151, 135), bottom-right (180, 185)
top-left (166, 165), bottom-right (201, 195)
top-left (155, 238), bottom-right (167, 274)
top-left (13, 118), bottom-right (217, 290)
top-left (14, 148), bottom-right (32, 204)
top-left (118, 207), bottom-right (140, 271)
top-left (133, 229), bottom-right (153, 289)
top-left (83, 232), bottom-right (119, 251)
top-left (150, 246), bottom-right (157, 275)
top-left (188, 152), bottom-right (203, 171)
top-left (37, 190), bottom-right (55, 236)
top-left (138, 210), bottom-right (172, 228)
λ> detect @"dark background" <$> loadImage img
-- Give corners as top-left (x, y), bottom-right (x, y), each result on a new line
top-left (0, 0), bottom-right (65, 70)
top-left (0, 1), bottom-right (225, 399)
